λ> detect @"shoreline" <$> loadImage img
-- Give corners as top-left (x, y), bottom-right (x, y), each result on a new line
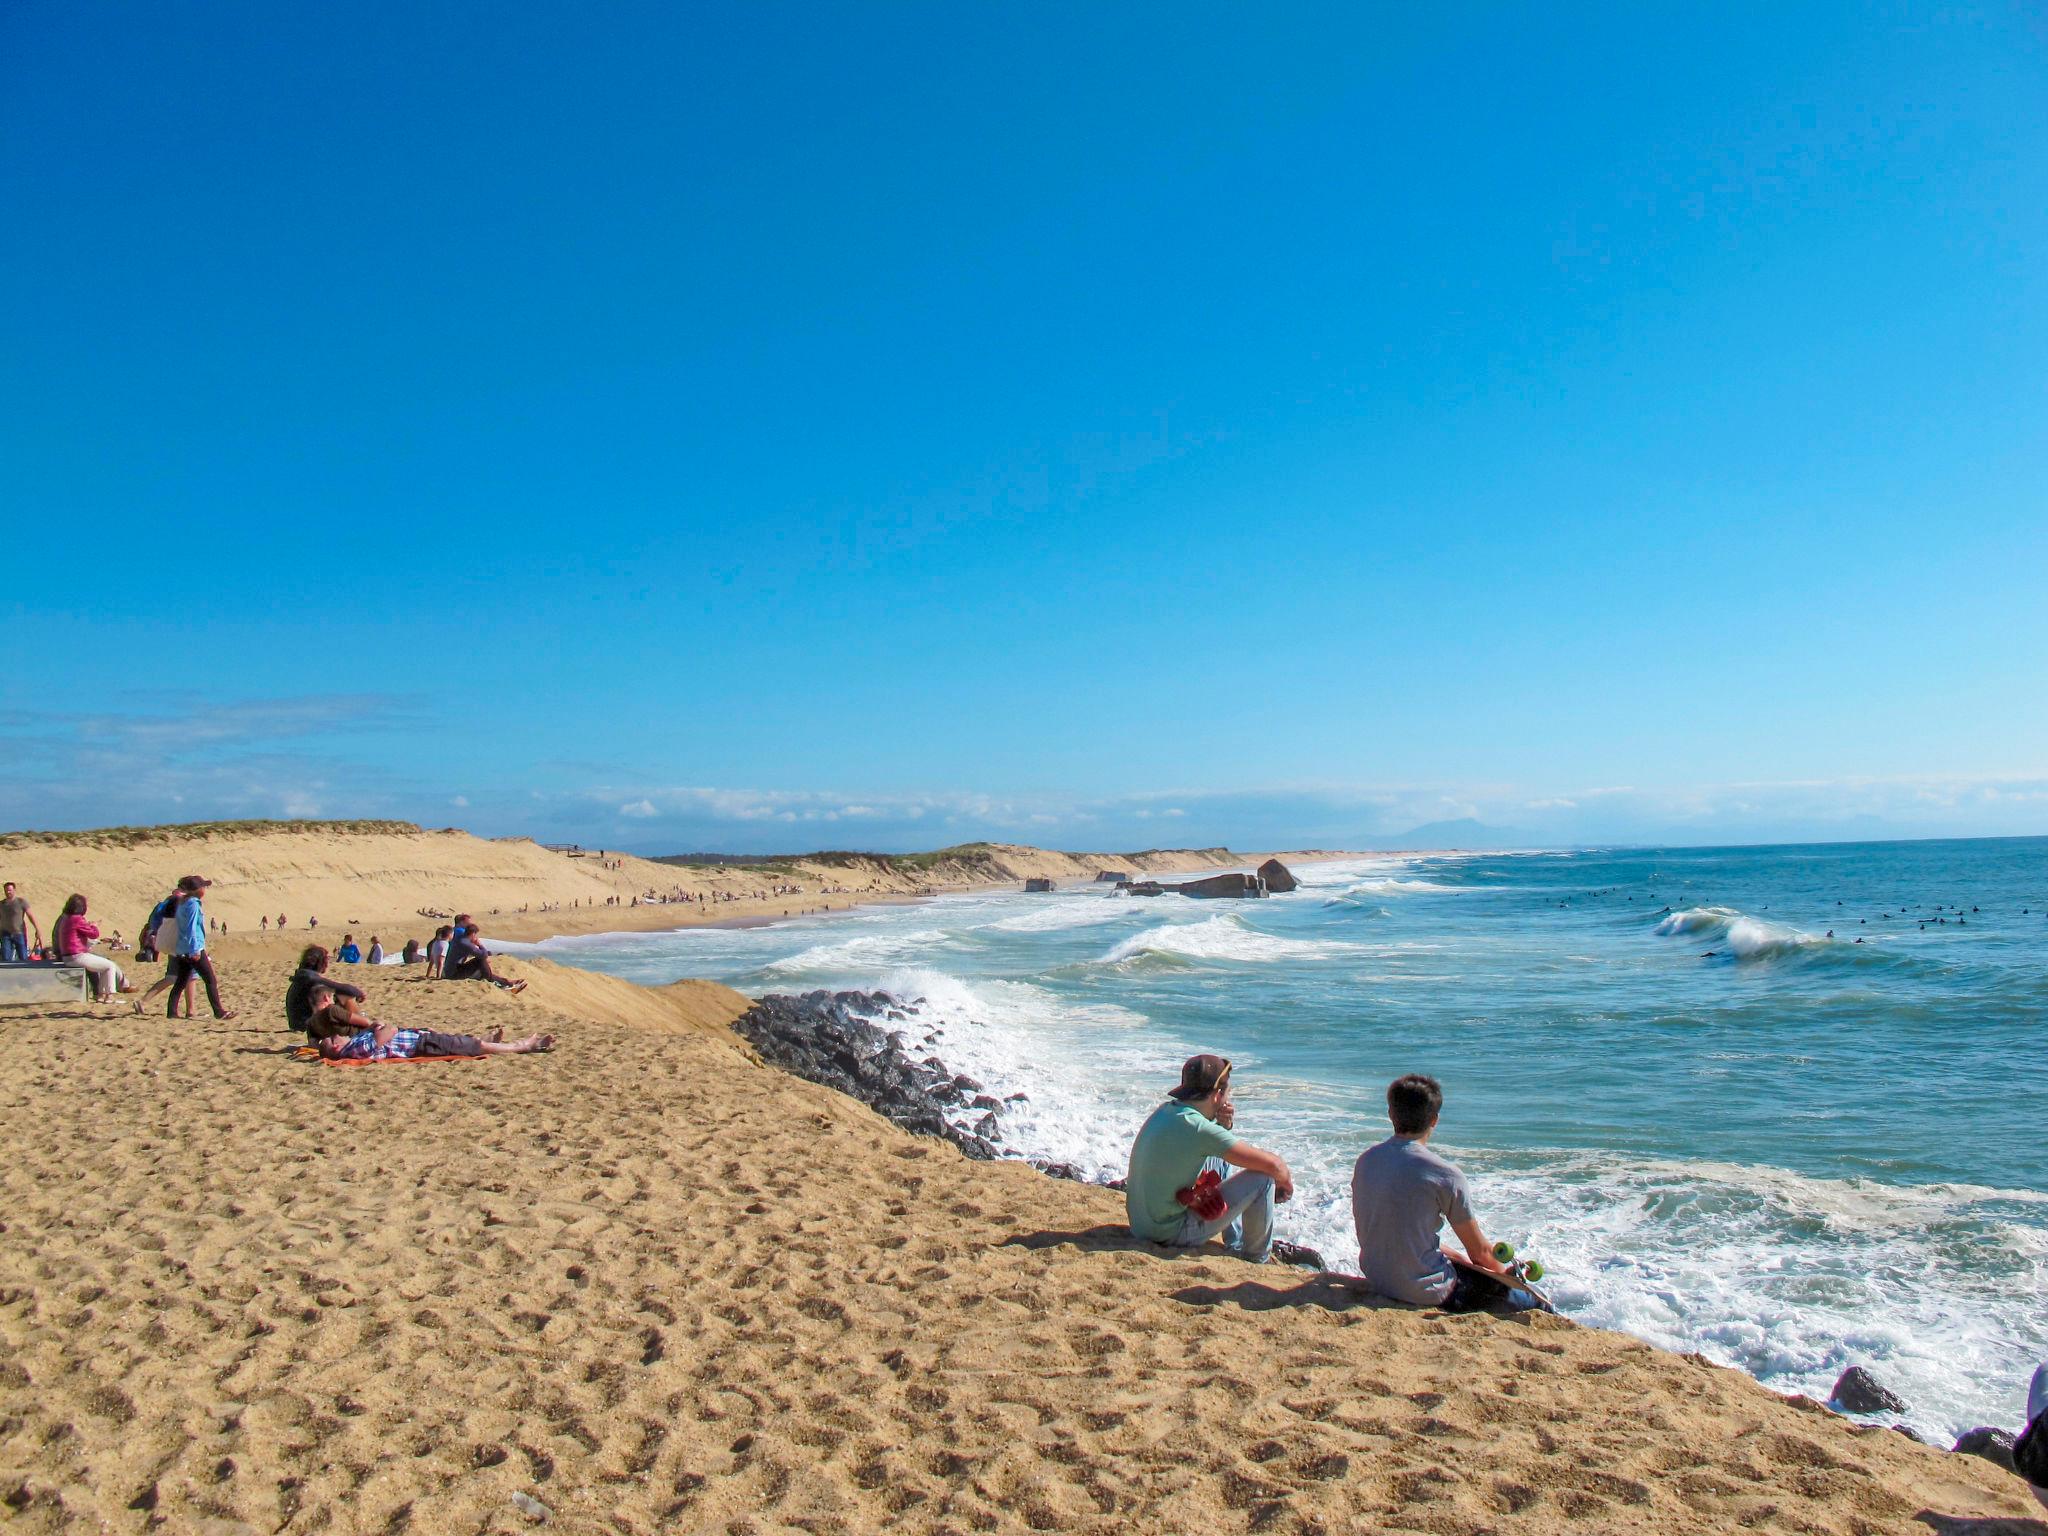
top-left (0, 945), bottom-right (2035, 1531)
top-left (4, 826), bottom-right (2036, 1528)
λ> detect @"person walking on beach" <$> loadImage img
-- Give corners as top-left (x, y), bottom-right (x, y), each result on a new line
top-left (162, 875), bottom-right (235, 1020)
top-left (1351, 1073), bottom-right (1515, 1311)
top-left (1124, 1054), bottom-right (1294, 1264)
top-left (52, 894), bottom-right (132, 1001)
top-left (0, 882), bottom-right (42, 963)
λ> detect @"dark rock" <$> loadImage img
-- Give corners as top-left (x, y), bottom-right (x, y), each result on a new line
top-left (970, 1095), bottom-right (1002, 1111)
top-left (730, 991), bottom-right (1007, 1162)
top-left (1952, 1427), bottom-right (2017, 1472)
top-left (1256, 858), bottom-right (1300, 894)
top-left (1831, 1366), bottom-right (1909, 1415)
top-left (1034, 1161), bottom-right (1087, 1182)
top-left (1006, 1092), bottom-right (1028, 1103)
top-left (1270, 1239), bottom-right (1324, 1270)
top-left (1891, 1424), bottom-right (1927, 1444)
top-left (1104, 1177), bottom-right (1127, 1192)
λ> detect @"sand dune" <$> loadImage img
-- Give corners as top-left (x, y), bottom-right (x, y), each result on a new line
top-left (0, 823), bottom-right (1244, 947)
top-left (1, 945), bottom-right (2038, 1534)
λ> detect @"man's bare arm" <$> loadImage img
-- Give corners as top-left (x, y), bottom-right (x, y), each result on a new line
top-left (1449, 1216), bottom-right (1503, 1273)
top-left (1222, 1141), bottom-right (1295, 1202)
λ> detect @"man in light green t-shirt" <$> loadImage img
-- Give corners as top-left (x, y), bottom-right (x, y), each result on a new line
top-left (1125, 1054), bottom-right (1295, 1262)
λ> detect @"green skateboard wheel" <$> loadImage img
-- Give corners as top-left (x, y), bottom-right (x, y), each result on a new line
top-left (1493, 1240), bottom-right (1516, 1264)
top-left (1523, 1260), bottom-right (1545, 1282)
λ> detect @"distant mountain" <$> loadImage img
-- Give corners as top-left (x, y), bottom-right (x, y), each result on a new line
top-left (1366, 818), bottom-right (1546, 850)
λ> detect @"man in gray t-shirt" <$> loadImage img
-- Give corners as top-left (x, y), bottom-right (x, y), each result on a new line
top-left (1351, 1073), bottom-right (1512, 1309)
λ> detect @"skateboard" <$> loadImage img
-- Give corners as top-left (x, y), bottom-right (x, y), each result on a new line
top-left (1445, 1242), bottom-right (1558, 1314)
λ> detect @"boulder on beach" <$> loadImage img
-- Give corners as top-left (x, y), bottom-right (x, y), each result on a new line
top-left (1257, 858), bottom-right (1299, 893)
top-left (1831, 1366), bottom-right (1909, 1415)
top-left (1953, 1426), bottom-right (2017, 1472)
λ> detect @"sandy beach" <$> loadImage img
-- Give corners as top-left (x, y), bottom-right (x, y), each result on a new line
top-left (1, 829), bottom-right (2042, 1532)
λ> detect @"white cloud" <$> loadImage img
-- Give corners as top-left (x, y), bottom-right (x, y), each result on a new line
top-left (619, 799), bottom-right (659, 818)
top-left (452, 795), bottom-right (469, 808)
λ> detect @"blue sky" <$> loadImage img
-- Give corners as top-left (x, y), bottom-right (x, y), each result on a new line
top-left (4, 3), bottom-right (2044, 852)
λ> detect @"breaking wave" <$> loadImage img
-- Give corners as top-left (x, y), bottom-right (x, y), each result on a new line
top-left (1654, 906), bottom-right (1825, 961)
top-left (1102, 912), bottom-right (1353, 967)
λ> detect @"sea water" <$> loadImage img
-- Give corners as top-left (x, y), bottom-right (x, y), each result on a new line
top-left (512, 837), bottom-right (2048, 1441)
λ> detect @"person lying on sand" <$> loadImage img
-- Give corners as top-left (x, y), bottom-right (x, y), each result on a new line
top-left (1125, 1054), bottom-right (1294, 1263)
top-left (1351, 1073), bottom-right (1522, 1311)
top-left (286, 945), bottom-right (367, 1033)
top-left (441, 919), bottom-right (526, 993)
top-left (305, 985), bottom-right (553, 1060)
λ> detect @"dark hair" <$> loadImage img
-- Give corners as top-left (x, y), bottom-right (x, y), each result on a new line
top-left (300, 945), bottom-right (329, 972)
top-left (61, 893), bottom-right (86, 917)
top-left (434, 925), bottom-right (452, 939)
top-left (1387, 1074), bottom-right (1443, 1136)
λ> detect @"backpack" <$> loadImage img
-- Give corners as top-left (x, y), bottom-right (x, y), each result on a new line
top-left (2016, 1410), bottom-right (2048, 1488)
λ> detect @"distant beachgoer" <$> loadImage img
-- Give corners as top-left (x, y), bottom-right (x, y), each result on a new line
top-left (401, 937), bottom-right (422, 965)
top-left (426, 924), bottom-right (451, 978)
top-left (131, 887), bottom-right (183, 1008)
top-left (309, 916), bottom-right (318, 930)
top-left (1351, 1074), bottom-right (1520, 1311)
top-left (278, 913), bottom-right (287, 930)
top-left (261, 915), bottom-right (269, 932)
top-left (1125, 1054), bottom-right (1293, 1263)
top-left (286, 945), bottom-right (367, 1034)
top-left (161, 875), bottom-right (235, 1020)
top-left (53, 895), bottom-right (131, 1001)
top-left (337, 934), bottom-right (362, 964)
top-left (366, 936), bottom-right (385, 965)
top-left (0, 881), bottom-right (42, 963)
top-left (442, 921), bottom-right (526, 992)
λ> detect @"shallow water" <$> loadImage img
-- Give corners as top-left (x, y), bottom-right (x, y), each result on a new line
top-left (513, 837), bottom-right (2048, 1441)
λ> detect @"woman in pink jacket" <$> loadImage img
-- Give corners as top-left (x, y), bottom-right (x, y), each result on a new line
top-left (54, 894), bottom-right (131, 1002)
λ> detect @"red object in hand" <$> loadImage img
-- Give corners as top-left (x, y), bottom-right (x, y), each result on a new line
top-left (1175, 1168), bottom-right (1228, 1222)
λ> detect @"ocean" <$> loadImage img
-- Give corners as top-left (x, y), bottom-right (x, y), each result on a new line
top-left (511, 837), bottom-right (2048, 1442)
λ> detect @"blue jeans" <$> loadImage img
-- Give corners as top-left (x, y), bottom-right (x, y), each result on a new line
top-left (1172, 1156), bottom-right (1276, 1262)
top-left (0, 933), bottom-right (27, 963)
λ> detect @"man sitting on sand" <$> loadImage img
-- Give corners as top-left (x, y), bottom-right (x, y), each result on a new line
top-left (1351, 1073), bottom-right (1518, 1311)
top-left (1125, 1054), bottom-right (1294, 1263)
top-left (286, 944), bottom-right (367, 1033)
top-left (441, 918), bottom-right (527, 993)
top-left (304, 983), bottom-right (553, 1059)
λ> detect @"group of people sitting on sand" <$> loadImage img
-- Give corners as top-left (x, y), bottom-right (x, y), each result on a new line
top-left (286, 914), bottom-right (553, 1060)
top-left (1127, 1056), bottom-right (1530, 1311)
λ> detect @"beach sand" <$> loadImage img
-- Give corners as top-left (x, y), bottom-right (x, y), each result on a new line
top-left (2, 945), bottom-right (2039, 1534)
top-left (0, 825), bottom-right (1252, 949)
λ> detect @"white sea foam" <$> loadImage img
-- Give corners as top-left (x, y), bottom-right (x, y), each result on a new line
top-left (988, 899), bottom-right (1139, 934)
top-left (1341, 877), bottom-right (1463, 895)
top-left (1655, 906), bottom-right (1824, 959)
top-left (1101, 912), bottom-right (1351, 966)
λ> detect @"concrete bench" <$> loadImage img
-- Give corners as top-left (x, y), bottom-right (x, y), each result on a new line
top-left (0, 962), bottom-right (92, 1005)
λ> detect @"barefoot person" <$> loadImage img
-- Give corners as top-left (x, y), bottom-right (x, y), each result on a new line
top-left (306, 985), bottom-right (552, 1059)
top-left (1351, 1073), bottom-right (1517, 1311)
top-left (52, 895), bottom-right (132, 1001)
top-left (162, 875), bottom-right (236, 1020)
top-left (1125, 1054), bottom-right (1294, 1263)
top-left (441, 918), bottom-right (526, 993)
